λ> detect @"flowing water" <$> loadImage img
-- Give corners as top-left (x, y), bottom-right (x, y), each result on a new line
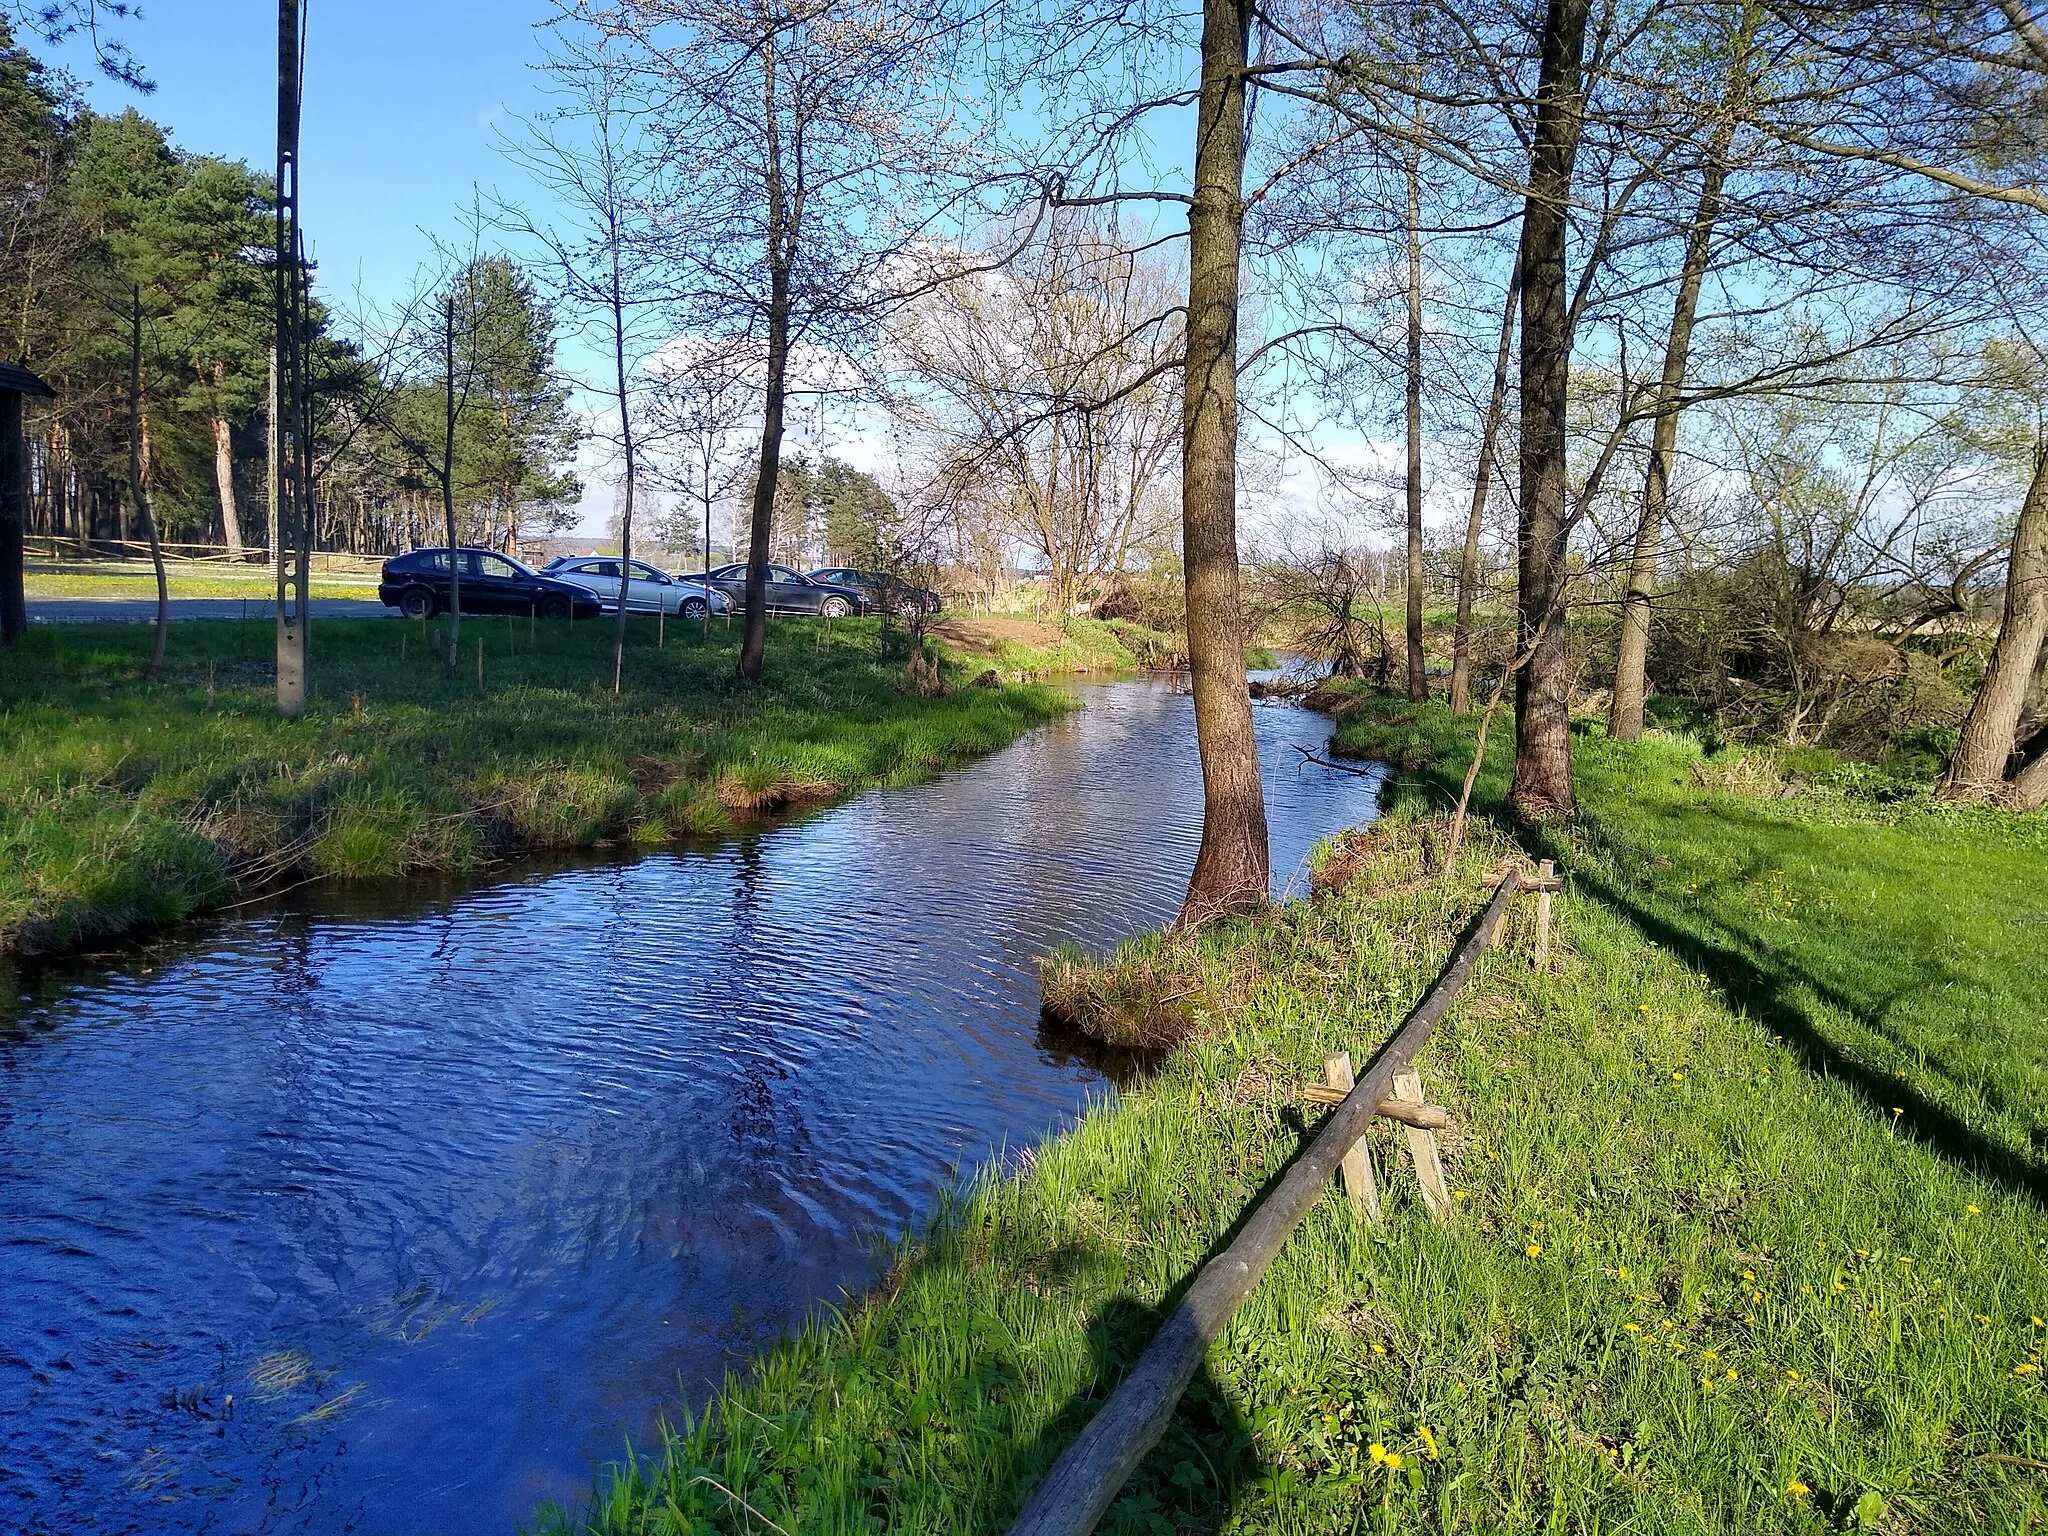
top-left (0, 678), bottom-right (1384, 1536)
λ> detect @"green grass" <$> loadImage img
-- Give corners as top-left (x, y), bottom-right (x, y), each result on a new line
top-left (546, 694), bottom-right (2048, 1536)
top-left (27, 566), bottom-right (379, 600)
top-left (0, 614), bottom-right (1070, 957)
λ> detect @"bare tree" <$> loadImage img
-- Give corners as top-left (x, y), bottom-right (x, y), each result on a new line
top-left (647, 341), bottom-right (755, 636)
top-left (504, 22), bottom-right (669, 693)
top-left (889, 222), bottom-right (1181, 617)
top-left (570, 0), bottom-right (990, 682)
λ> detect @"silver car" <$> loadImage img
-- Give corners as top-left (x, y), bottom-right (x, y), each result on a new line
top-left (541, 557), bottom-right (733, 618)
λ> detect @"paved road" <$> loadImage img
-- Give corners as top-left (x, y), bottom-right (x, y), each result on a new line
top-left (28, 597), bottom-right (391, 623)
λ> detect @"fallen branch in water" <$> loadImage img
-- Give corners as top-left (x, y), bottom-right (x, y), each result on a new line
top-left (1291, 744), bottom-right (1379, 778)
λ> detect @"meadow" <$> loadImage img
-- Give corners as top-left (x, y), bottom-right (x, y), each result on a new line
top-left (0, 613), bottom-right (1088, 957)
top-left (550, 693), bottom-right (2048, 1535)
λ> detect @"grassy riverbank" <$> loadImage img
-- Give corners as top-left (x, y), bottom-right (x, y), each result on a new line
top-left (552, 695), bottom-right (2048, 1535)
top-left (0, 615), bottom-right (1079, 957)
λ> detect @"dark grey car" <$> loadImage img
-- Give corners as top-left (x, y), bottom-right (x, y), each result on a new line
top-left (699, 563), bottom-right (870, 616)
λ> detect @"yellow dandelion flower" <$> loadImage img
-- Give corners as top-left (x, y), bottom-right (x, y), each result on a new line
top-left (1618, 1266), bottom-right (1630, 1280)
top-left (1370, 1442), bottom-right (1388, 1465)
top-left (1625, 1323), bottom-right (1641, 1333)
top-left (1966, 1205), bottom-right (1981, 1216)
top-left (1527, 1243), bottom-right (1542, 1258)
top-left (2032, 1317), bottom-right (2044, 1329)
top-left (1371, 1342), bottom-right (1387, 1355)
top-left (1453, 1189), bottom-right (1469, 1201)
top-left (1673, 1072), bottom-right (1686, 1082)
top-left (1833, 1281), bottom-right (1847, 1293)
top-left (1743, 1270), bottom-right (1756, 1282)
top-left (1704, 1350), bottom-right (1719, 1362)
top-left (2016, 1364), bottom-right (2040, 1376)
top-left (1420, 1425), bottom-right (1440, 1460)
top-left (1977, 1314), bottom-right (1993, 1325)
top-left (1662, 1319), bottom-right (1676, 1331)
top-left (1788, 1478), bottom-right (1810, 1497)
top-left (1726, 1367), bottom-right (1738, 1380)
top-left (1801, 1285), bottom-right (1813, 1295)
top-left (1752, 1291), bottom-right (1764, 1303)
top-left (1785, 1369), bottom-right (1800, 1381)
top-left (1383, 1451), bottom-right (1404, 1471)
top-left (1900, 1256), bottom-right (1914, 1266)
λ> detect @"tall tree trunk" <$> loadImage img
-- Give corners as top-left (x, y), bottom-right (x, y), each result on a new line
top-left (1450, 274), bottom-right (1519, 713)
top-left (443, 294), bottom-right (462, 673)
top-left (609, 273), bottom-right (637, 694)
top-left (1509, 0), bottom-right (1592, 825)
top-left (210, 360), bottom-right (244, 558)
top-left (129, 289), bottom-right (168, 679)
top-left (1609, 110), bottom-right (1738, 741)
top-left (0, 389), bottom-right (26, 645)
top-left (1177, 0), bottom-right (1271, 926)
top-left (739, 38), bottom-right (788, 685)
top-left (1941, 444), bottom-right (2048, 804)
top-left (1404, 133), bottom-right (1429, 702)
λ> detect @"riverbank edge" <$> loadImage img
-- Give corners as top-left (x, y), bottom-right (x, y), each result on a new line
top-left (0, 618), bottom-right (1101, 962)
top-left (549, 695), bottom-right (2047, 1534)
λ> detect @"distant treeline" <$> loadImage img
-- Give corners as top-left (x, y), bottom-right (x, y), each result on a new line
top-left (0, 22), bottom-right (581, 560)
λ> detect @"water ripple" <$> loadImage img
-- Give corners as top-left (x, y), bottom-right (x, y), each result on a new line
top-left (0, 679), bottom-right (1382, 1536)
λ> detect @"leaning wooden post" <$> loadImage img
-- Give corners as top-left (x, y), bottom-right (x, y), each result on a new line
top-left (1391, 1066), bottom-right (1453, 1221)
top-left (1005, 871), bottom-right (1522, 1536)
top-left (1322, 1052), bottom-right (1380, 1225)
top-left (1533, 858), bottom-right (1555, 971)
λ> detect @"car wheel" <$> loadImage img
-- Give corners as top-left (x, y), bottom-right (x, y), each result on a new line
top-left (681, 597), bottom-right (708, 620)
top-left (539, 593), bottom-right (572, 621)
top-left (820, 595), bottom-right (852, 618)
top-left (400, 587), bottom-right (435, 620)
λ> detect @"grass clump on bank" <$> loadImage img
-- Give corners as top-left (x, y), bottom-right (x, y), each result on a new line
top-left (0, 615), bottom-right (1069, 957)
top-left (551, 707), bottom-right (2048, 1535)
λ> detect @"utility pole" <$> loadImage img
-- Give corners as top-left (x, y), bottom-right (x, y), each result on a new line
top-left (274, 0), bottom-right (311, 714)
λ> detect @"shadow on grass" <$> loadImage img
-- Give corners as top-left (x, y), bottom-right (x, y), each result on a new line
top-left (1004, 1294), bottom-right (1262, 1535)
top-left (1567, 860), bottom-right (2048, 1211)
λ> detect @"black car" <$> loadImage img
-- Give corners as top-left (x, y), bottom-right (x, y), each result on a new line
top-left (699, 562), bottom-right (870, 616)
top-left (378, 546), bottom-right (604, 621)
top-left (809, 566), bottom-right (942, 616)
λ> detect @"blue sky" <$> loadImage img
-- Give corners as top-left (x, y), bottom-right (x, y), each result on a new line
top-left (50, 1), bottom-right (558, 309)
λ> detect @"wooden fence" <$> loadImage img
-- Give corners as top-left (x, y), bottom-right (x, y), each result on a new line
top-left (24, 536), bottom-right (386, 574)
top-left (1005, 861), bottom-right (1559, 1536)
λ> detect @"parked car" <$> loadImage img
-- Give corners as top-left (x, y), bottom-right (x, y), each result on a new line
top-left (698, 562), bottom-right (871, 616)
top-left (808, 566), bottom-right (943, 616)
top-left (539, 555), bottom-right (733, 619)
top-left (378, 546), bottom-right (603, 620)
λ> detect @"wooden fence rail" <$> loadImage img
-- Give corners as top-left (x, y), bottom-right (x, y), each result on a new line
top-left (1004, 868), bottom-right (1534, 1536)
top-left (24, 536), bottom-right (386, 573)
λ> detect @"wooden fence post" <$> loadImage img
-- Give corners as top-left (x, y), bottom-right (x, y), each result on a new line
top-left (1533, 858), bottom-right (1555, 971)
top-left (1391, 1066), bottom-right (1453, 1221)
top-left (1322, 1052), bottom-right (1380, 1225)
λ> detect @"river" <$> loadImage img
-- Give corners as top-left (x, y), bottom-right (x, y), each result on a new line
top-left (0, 678), bottom-right (1384, 1536)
